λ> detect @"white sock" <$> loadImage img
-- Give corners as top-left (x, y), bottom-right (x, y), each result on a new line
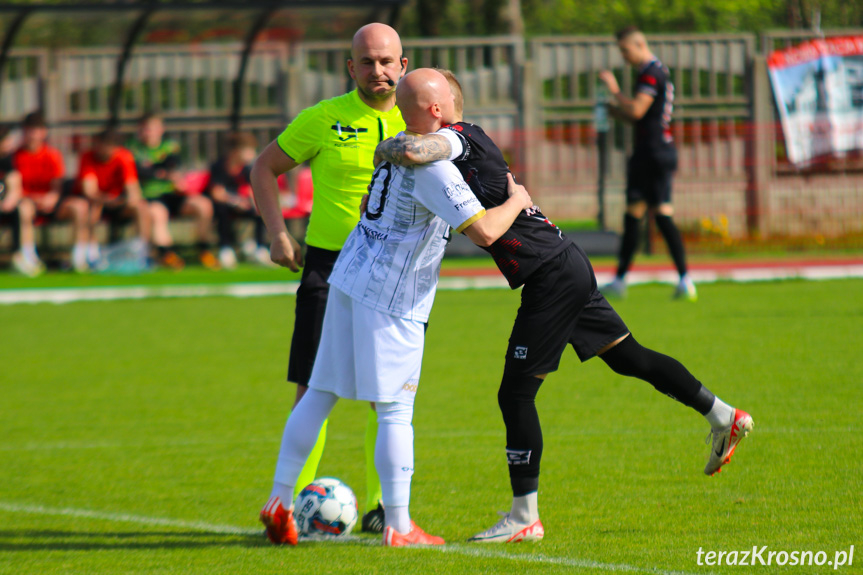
top-left (88, 242), bottom-right (100, 260)
top-left (705, 397), bottom-right (735, 428)
top-left (72, 243), bottom-right (88, 266)
top-left (272, 481), bottom-right (294, 507)
top-left (510, 491), bottom-right (539, 524)
top-left (375, 401), bottom-right (414, 534)
top-left (272, 389), bottom-right (338, 502)
top-left (22, 243), bottom-right (37, 262)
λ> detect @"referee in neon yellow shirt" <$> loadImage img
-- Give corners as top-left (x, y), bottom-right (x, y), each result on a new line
top-left (251, 23), bottom-right (407, 534)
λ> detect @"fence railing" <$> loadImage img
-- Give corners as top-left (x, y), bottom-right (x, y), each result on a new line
top-left (1, 31), bottom-right (862, 245)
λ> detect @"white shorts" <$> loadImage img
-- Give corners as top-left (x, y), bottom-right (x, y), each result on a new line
top-left (307, 288), bottom-right (425, 405)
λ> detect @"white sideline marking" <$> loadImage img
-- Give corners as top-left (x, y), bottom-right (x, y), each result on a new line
top-left (3, 264), bottom-right (863, 305)
top-left (0, 501), bottom-right (711, 575)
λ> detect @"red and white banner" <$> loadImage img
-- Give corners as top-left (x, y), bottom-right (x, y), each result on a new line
top-left (768, 36), bottom-right (863, 166)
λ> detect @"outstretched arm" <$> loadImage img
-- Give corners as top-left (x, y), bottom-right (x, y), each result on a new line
top-left (374, 133), bottom-right (453, 167)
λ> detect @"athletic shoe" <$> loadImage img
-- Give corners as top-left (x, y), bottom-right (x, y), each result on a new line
top-left (241, 239), bottom-right (258, 260)
top-left (382, 520), bottom-right (444, 547)
top-left (72, 246), bottom-right (90, 273)
top-left (361, 502), bottom-right (385, 534)
top-left (674, 277), bottom-right (697, 301)
top-left (259, 496), bottom-right (298, 545)
top-left (11, 252), bottom-right (43, 277)
top-left (600, 278), bottom-right (626, 299)
top-left (159, 251), bottom-right (185, 271)
top-left (219, 247), bottom-right (237, 270)
top-left (198, 250), bottom-right (220, 270)
top-left (468, 512), bottom-right (544, 543)
top-left (705, 408), bottom-right (754, 476)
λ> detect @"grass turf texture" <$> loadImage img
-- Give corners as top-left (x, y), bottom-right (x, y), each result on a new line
top-left (1, 280), bottom-right (860, 574)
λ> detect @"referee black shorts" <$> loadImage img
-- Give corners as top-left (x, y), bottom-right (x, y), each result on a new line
top-left (287, 244), bottom-right (341, 386)
top-left (625, 147), bottom-right (678, 207)
top-left (504, 243), bottom-right (630, 377)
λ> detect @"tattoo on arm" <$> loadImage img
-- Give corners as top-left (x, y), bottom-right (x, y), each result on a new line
top-left (376, 134), bottom-right (452, 166)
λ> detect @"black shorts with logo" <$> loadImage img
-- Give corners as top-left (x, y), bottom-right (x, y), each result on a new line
top-left (287, 245), bottom-right (341, 386)
top-left (504, 243), bottom-right (630, 377)
top-left (625, 146), bottom-right (678, 206)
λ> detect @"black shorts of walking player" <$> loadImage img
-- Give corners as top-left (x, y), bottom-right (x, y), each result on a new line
top-left (287, 245), bottom-right (341, 386)
top-left (625, 147), bottom-right (678, 206)
top-left (503, 243), bottom-right (630, 378)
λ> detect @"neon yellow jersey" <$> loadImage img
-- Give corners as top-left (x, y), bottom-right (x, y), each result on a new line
top-left (277, 90), bottom-right (405, 251)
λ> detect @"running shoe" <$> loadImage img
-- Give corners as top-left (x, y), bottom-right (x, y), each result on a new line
top-left (468, 512), bottom-right (544, 543)
top-left (259, 496), bottom-right (298, 545)
top-left (705, 408), bottom-right (754, 476)
top-left (382, 520), bottom-right (444, 547)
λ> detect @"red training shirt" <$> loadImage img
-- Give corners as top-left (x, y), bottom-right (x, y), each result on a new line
top-left (78, 148), bottom-right (138, 199)
top-left (13, 145), bottom-right (65, 197)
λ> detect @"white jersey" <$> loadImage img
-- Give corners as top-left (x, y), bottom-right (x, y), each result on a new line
top-left (328, 158), bottom-right (485, 322)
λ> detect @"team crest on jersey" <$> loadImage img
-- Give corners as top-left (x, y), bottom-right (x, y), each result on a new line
top-left (331, 122), bottom-right (368, 142)
top-left (513, 346), bottom-right (528, 359)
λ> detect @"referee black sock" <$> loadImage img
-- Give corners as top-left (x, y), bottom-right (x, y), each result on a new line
top-left (654, 214), bottom-right (688, 278)
top-left (616, 213), bottom-right (642, 279)
top-left (600, 335), bottom-right (715, 415)
top-left (498, 374), bottom-right (544, 497)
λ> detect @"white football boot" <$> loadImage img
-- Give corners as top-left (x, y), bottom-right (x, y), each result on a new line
top-left (468, 512), bottom-right (544, 543)
top-left (600, 278), bottom-right (627, 299)
top-left (673, 276), bottom-right (698, 301)
top-left (705, 408), bottom-right (754, 476)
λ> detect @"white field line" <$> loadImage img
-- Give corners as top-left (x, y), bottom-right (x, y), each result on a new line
top-left (2, 264), bottom-right (862, 305)
top-left (0, 500), bottom-right (713, 575)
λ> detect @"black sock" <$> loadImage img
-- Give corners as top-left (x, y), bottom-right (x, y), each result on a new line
top-left (654, 214), bottom-right (688, 277)
top-left (196, 241), bottom-right (210, 254)
top-left (616, 213), bottom-right (642, 279)
top-left (498, 374), bottom-right (544, 496)
top-left (157, 245), bottom-right (170, 257)
top-left (600, 334), bottom-right (715, 415)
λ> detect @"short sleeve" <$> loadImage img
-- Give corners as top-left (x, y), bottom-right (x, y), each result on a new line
top-left (635, 70), bottom-right (659, 98)
top-left (49, 148), bottom-right (65, 179)
top-left (276, 103), bottom-right (328, 163)
top-left (414, 162), bottom-right (485, 232)
top-left (438, 127), bottom-right (466, 161)
top-left (78, 154), bottom-right (96, 180)
top-left (120, 151), bottom-right (139, 183)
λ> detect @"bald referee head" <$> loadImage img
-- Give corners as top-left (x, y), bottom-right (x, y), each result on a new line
top-left (395, 69), bottom-right (456, 135)
top-left (348, 23), bottom-right (407, 106)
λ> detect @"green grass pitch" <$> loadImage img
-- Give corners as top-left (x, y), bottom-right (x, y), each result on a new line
top-left (1, 279), bottom-right (861, 574)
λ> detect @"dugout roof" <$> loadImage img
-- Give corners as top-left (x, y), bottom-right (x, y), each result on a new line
top-left (0, 0), bottom-right (407, 128)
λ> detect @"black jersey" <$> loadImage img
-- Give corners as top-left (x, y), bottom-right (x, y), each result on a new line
top-left (444, 122), bottom-right (571, 288)
top-left (633, 59), bottom-right (675, 155)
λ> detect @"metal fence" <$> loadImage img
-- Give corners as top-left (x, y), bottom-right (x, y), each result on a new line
top-left (2, 30), bottom-right (862, 246)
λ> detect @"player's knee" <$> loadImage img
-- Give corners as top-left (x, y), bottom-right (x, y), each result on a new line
top-left (498, 374), bottom-right (543, 411)
top-left (374, 401), bottom-right (412, 426)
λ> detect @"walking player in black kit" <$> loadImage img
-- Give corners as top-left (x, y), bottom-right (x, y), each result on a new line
top-left (599, 26), bottom-right (696, 301)
top-left (375, 69), bottom-right (753, 544)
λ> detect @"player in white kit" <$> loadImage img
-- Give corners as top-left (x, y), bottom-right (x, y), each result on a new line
top-left (259, 68), bottom-right (533, 547)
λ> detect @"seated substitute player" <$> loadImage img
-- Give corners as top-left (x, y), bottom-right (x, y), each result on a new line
top-left (128, 112), bottom-right (218, 270)
top-left (79, 128), bottom-right (150, 260)
top-left (0, 124), bottom-right (33, 276)
top-left (207, 132), bottom-right (269, 270)
top-left (15, 111), bottom-right (91, 273)
top-left (258, 68), bottom-right (533, 547)
top-left (375, 69), bottom-right (754, 544)
top-left (598, 27), bottom-right (696, 301)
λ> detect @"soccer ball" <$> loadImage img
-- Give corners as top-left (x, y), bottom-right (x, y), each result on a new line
top-left (294, 477), bottom-right (359, 537)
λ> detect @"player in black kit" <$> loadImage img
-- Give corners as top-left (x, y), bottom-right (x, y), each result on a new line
top-left (599, 26), bottom-right (696, 301)
top-left (375, 70), bottom-right (753, 543)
